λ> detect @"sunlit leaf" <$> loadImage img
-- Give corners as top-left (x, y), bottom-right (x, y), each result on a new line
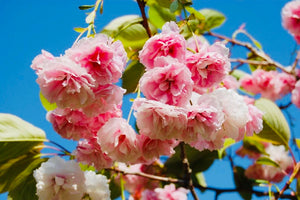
top-left (0, 114), bottom-right (47, 199)
top-left (0, 113), bottom-right (46, 142)
top-left (199, 9), bottom-right (225, 31)
top-left (85, 11), bottom-right (96, 24)
top-left (122, 61), bottom-right (145, 94)
top-left (254, 98), bottom-right (290, 147)
top-left (295, 138), bottom-right (300, 149)
top-left (230, 69), bottom-right (248, 80)
top-left (78, 5), bottom-right (95, 10)
top-left (256, 157), bottom-right (280, 168)
top-left (185, 6), bottom-right (205, 21)
top-left (148, 4), bottom-right (176, 29)
top-left (73, 27), bottom-right (86, 33)
top-left (234, 166), bottom-right (253, 200)
top-left (192, 172), bottom-right (207, 192)
top-left (218, 138), bottom-right (235, 159)
top-left (102, 15), bottom-right (157, 52)
top-left (39, 92), bottom-right (57, 112)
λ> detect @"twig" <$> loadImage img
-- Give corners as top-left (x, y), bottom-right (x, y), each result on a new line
top-left (110, 167), bottom-right (183, 183)
top-left (276, 162), bottom-right (300, 200)
top-left (180, 142), bottom-right (199, 200)
top-left (193, 183), bottom-right (297, 200)
top-left (136, 0), bottom-right (152, 38)
top-left (207, 32), bottom-right (291, 74)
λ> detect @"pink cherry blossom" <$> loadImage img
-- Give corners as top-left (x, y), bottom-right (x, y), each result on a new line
top-left (84, 171), bottom-right (111, 200)
top-left (155, 184), bottom-right (189, 200)
top-left (36, 56), bottom-right (96, 109)
top-left (80, 84), bottom-right (124, 117)
top-left (292, 80), bottom-right (300, 108)
top-left (74, 139), bottom-right (113, 170)
top-left (186, 36), bottom-right (209, 55)
top-left (245, 144), bottom-right (294, 183)
top-left (47, 107), bottom-right (121, 140)
top-left (136, 134), bottom-right (178, 164)
top-left (141, 189), bottom-right (159, 200)
top-left (240, 69), bottom-right (296, 101)
top-left (139, 22), bottom-right (186, 69)
top-left (31, 50), bottom-right (54, 73)
top-left (66, 34), bottom-right (127, 86)
top-left (140, 57), bottom-right (193, 106)
top-left (189, 88), bottom-right (250, 150)
top-left (97, 118), bottom-right (140, 163)
top-left (243, 98), bottom-right (264, 136)
top-left (134, 98), bottom-right (187, 140)
top-left (282, 1), bottom-right (300, 39)
top-left (180, 99), bottom-right (224, 144)
top-left (186, 42), bottom-right (231, 90)
top-left (33, 156), bottom-right (85, 200)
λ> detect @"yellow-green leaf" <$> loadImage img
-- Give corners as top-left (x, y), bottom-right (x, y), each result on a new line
top-left (254, 98), bottom-right (290, 147)
top-left (39, 92), bottom-right (57, 111)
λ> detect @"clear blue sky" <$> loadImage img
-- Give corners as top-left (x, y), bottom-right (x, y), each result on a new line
top-left (0, 0), bottom-right (298, 199)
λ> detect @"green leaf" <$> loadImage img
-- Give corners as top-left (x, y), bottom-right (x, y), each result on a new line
top-left (85, 11), bottom-right (96, 24)
top-left (218, 138), bottom-right (235, 159)
top-left (122, 61), bottom-right (145, 94)
top-left (73, 27), bottom-right (86, 33)
top-left (102, 15), bottom-right (157, 52)
top-left (199, 8), bottom-right (225, 31)
top-left (254, 98), bottom-right (290, 147)
top-left (148, 4), bottom-right (176, 29)
top-left (0, 113), bottom-right (46, 142)
top-left (233, 166), bottom-right (253, 200)
top-left (192, 172), bottom-right (207, 192)
top-left (170, 0), bottom-right (179, 13)
top-left (146, 0), bottom-right (173, 8)
top-left (78, 5), bottom-right (95, 10)
top-left (242, 136), bottom-right (267, 155)
top-left (39, 92), bottom-right (57, 111)
top-left (230, 69), bottom-right (248, 81)
top-left (256, 157), bottom-right (280, 168)
top-left (165, 144), bottom-right (218, 178)
top-left (297, 178), bottom-right (300, 199)
top-left (185, 7), bottom-right (205, 21)
top-left (109, 176), bottom-right (121, 199)
top-left (0, 114), bottom-right (47, 198)
top-left (295, 139), bottom-right (300, 149)
top-left (247, 53), bottom-right (276, 72)
top-left (8, 157), bottom-right (47, 200)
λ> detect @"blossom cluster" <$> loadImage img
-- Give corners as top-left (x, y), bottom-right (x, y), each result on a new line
top-left (282, 0), bottom-right (300, 44)
top-left (237, 143), bottom-right (294, 183)
top-left (33, 156), bottom-right (110, 200)
top-left (135, 21), bottom-right (263, 152)
top-left (31, 21), bottom-right (265, 199)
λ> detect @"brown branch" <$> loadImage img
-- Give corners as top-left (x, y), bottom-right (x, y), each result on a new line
top-left (193, 183), bottom-right (297, 200)
top-left (110, 167), bottom-right (183, 183)
top-left (109, 166), bottom-right (296, 199)
top-left (276, 162), bottom-right (300, 200)
top-left (208, 32), bottom-right (291, 74)
top-left (136, 0), bottom-right (152, 38)
top-left (230, 58), bottom-right (271, 66)
top-left (180, 142), bottom-right (199, 200)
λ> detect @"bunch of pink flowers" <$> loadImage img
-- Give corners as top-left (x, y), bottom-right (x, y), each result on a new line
top-left (31, 21), bottom-right (265, 199)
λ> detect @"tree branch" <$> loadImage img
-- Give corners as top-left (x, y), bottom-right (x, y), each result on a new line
top-left (207, 32), bottom-right (291, 74)
top-left (180, 142), bottom-right (199, 200)
top-left (136, 0), bottom-right (152, 38)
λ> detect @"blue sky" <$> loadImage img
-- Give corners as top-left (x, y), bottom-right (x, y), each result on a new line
top-left (0, 0), bottom-right (298, 199)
